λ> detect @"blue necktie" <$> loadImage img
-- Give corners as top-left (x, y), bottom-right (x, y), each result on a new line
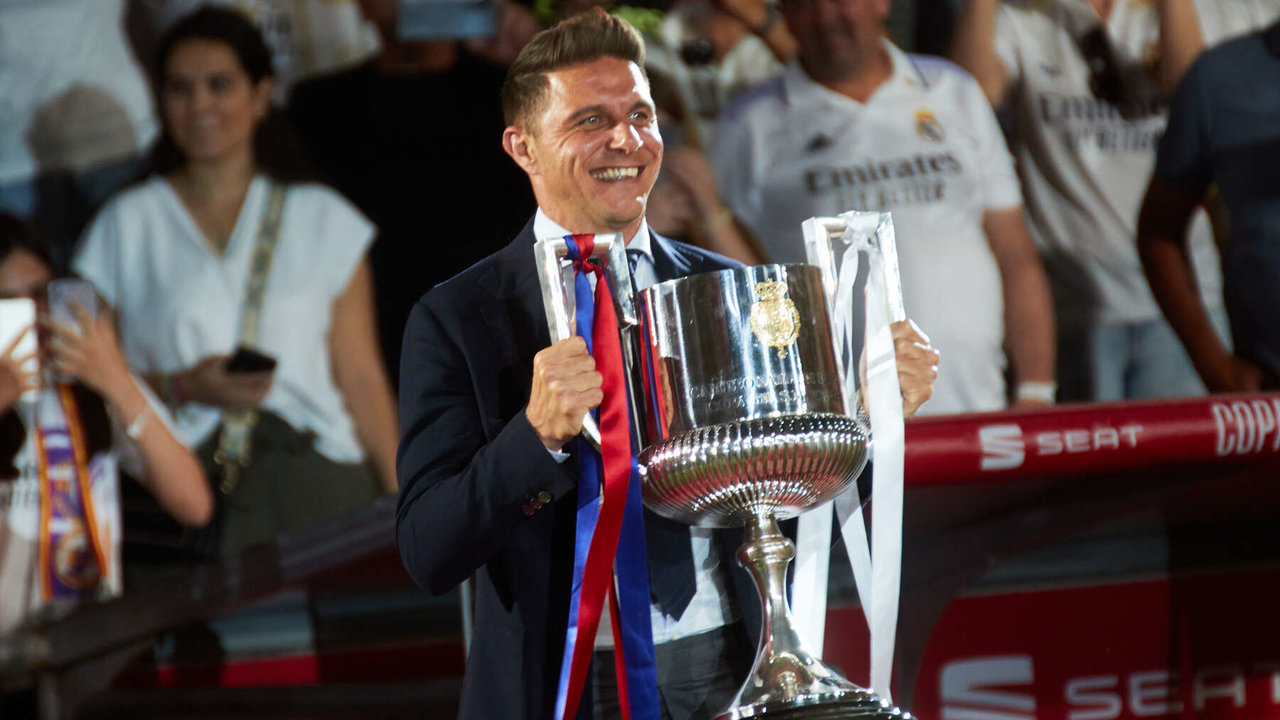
top-left (626, 248), bottom-right (648, 291)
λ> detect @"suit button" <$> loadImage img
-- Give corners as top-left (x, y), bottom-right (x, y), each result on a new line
top-left (521, 502), bottom-right (536, 516)
top-left (537, 491), bottom-right (552, 505)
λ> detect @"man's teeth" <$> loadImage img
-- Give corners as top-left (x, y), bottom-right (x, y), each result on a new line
top-left (593, 167), bottom-right (639, 180)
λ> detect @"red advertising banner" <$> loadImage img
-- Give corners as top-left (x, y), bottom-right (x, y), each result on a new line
top-left (825, 568), bottom-right (1280, 720)
top-left (905, 394), bottom-right (1280, 486)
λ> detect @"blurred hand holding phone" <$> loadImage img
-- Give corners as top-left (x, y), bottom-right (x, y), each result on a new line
top-left (224, 346), bottom-right (277, 375)
top-left (47, 278), bottom-right (99, 384)
top-left (0, 298), bottom-right (39, 401)
top-left (48, 278), bottom-right (98, 336)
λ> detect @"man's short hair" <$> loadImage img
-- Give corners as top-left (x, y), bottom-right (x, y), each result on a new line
top-left (502, 8), bottom-right (647, 129)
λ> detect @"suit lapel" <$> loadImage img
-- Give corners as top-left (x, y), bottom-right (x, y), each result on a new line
top-left (649, 232), bottom-right (693, 282)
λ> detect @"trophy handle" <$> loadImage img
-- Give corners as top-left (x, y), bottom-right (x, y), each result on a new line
top-left (802, 212), bottom-right (906, 324)
top-left (800, 211), bottom-right (908, 700)
top-left (532, 234), bottom-right (636, 452)
top-left (802, 211), bottom-right (909, 417)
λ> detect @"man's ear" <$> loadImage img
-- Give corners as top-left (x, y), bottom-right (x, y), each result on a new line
top-left (503, 125), bottom-right (540, 176)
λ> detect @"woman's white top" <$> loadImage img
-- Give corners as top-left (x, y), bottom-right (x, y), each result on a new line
top-left (74, 175), bottom-right (375, 462)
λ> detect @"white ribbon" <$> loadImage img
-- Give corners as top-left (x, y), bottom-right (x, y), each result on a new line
top-left (794, 212), bottom-right (907, 703)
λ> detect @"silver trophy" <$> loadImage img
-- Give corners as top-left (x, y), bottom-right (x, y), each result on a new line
top-left (534, 237), bottom-right (907, 720)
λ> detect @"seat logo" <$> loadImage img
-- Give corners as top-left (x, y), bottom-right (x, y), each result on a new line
top-left (979, 424), bottom-right (1025, 470)
top-left (941, 655), bottom-right (1036, 720)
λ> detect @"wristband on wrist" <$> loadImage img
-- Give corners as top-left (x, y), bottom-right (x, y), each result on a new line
top-left (125, 405), bottom-right (152, 440)
top-left (1016, 380), bottom-right (1057, 405)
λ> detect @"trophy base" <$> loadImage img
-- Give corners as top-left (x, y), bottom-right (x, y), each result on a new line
top-left (714, 514), bottom-right (913, 720)
top-left (716, 692), bottom-right (907, 720)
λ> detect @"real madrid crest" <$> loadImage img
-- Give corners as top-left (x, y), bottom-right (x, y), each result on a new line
top-left (915, 108), bottom-right (945, 143)
top-left (749, 280), bottom-right (800, 358)
top-left (54, 528), bottom-right (100, 590)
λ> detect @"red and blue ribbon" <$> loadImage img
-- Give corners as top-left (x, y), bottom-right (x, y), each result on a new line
top-left (554, 235), bottom-right (660, 720)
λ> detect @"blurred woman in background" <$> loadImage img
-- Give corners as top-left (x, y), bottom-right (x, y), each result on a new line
top-left (74, 7), bottom-right (398, 558)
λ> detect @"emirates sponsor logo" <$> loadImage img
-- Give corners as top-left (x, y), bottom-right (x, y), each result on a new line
top-left (803, 152), bottom-right (962, 194)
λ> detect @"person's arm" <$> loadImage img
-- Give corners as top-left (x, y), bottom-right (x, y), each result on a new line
top-left (50, 310), bottom-right (212, 527)
top-left (146, 357), bottom-right (273, 411)
top-left (1137, 178), bottom-right (1258, 391)
top-left (1155, 0), bottom-right (1206, 93)
top-left (1138, 47), bottom-right (1251, 390)
top-left (329, 258), bottom-right (399, 494)
top-left (950, 0), bottom-right (1011, 105)
top-left (984, 206), bottom-right (1058, 406)
top-left (716, 0), bottom-right (796, 64)
top-left (396, 299), bottom-right (583, 594)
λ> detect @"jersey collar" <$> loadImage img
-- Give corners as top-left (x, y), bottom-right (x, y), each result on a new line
top-left (783, 38), bottom-right (924, 112)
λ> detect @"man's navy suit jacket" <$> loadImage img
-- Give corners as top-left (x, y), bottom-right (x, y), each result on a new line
top-left (396, 218), bottom-right (757, 720)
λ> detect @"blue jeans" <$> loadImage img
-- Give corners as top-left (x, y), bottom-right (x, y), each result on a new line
top-left (1058, 309), bottom-right (1231, 403)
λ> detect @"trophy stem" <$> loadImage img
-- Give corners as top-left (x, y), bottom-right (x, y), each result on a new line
top-left (717, 513), bottom-right (899, 720)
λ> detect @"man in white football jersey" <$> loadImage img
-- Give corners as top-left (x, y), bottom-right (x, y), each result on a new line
top-left (713, 0), bottom-right (1055, 415)
top-left (950, 0), bottom-right (1280, 403)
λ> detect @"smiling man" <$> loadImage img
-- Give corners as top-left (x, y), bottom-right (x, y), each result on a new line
top-left (395, 10), bottom-right (937, 720)
top-left (501, 54), bottom-right (661, 244)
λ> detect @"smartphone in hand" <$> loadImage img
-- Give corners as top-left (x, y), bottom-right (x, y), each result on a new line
top-left (48, 278), bottom-right (98, 334)
top-left (225, 346), bottom-right (278, 374)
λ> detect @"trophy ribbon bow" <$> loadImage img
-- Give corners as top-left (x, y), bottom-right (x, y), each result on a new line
top-left (554, 235), bottom-right (660, 720)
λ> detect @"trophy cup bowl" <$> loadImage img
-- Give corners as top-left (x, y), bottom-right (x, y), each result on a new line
top-left (636, 264), bottom-right (907, 720)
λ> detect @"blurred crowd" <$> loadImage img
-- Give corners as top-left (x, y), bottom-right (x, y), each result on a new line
top-left (2, 0), bottom-right (1280, 631)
